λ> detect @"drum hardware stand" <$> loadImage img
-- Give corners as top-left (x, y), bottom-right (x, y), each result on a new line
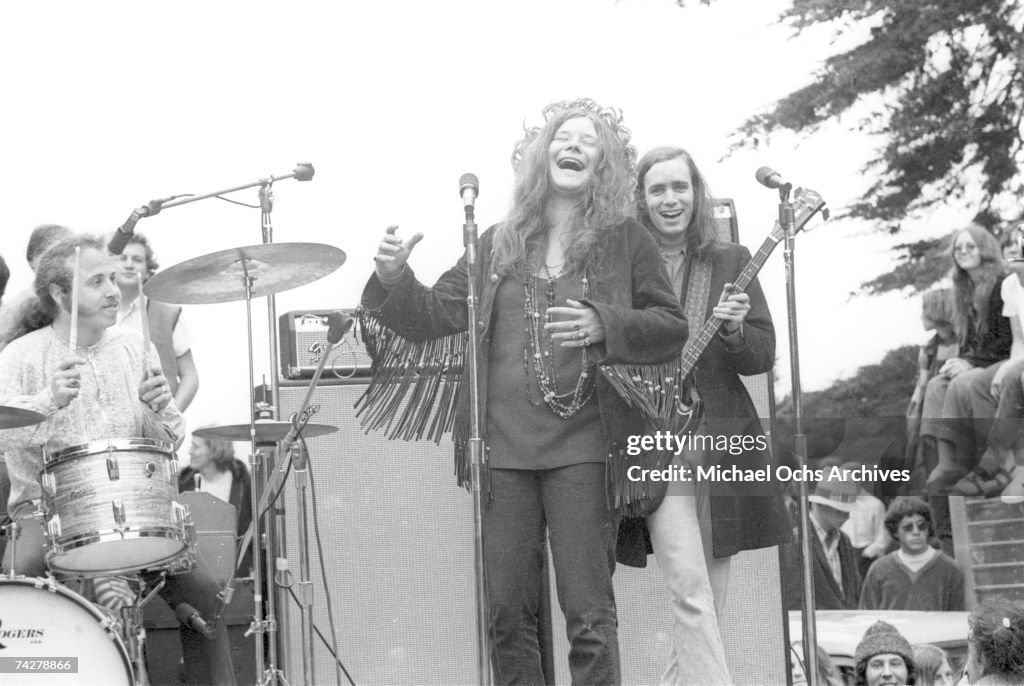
top-left (777, 179), bottom-right (820, 686)
top-left (2, 520), bottom-right (20, 579)
top-left (121, 574), bottom-right (167, 686)
top-left (459, 173), bottom-right (492, 686)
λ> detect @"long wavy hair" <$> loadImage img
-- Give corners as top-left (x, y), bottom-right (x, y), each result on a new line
top-left (25, 234), bottom-right (106, 333)
top-left (911, 644), bottom-right (950, 686)
top-left (635, 146), bottom-right (719, 257)
top-left (491, 98), bottom-right (637, 277)
top-left (967, 602), bottom-right (1024, 680)
top-left (949, 225), bottom-right (1005, 347)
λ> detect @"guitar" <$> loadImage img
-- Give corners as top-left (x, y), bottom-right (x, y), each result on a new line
top-left (601, 187), bottom-right (828, 435)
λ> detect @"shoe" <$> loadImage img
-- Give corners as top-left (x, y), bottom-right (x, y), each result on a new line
top-left (1000, 467), bottom-right (1024, 504)
top-left (953, 468), bottom-right (1013, 497)
top-left (926, 467), bottom-right (969, 495)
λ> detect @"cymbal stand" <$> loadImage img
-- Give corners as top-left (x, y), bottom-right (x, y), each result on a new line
top-left (288, 438), bottom-right (315, 686)
top-left (239, 261), bottom-right (277, 686)
top-left (258, 178), bottom-right (290, 681)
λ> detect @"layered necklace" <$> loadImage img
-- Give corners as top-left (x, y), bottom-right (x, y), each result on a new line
top-left (522, 263), bottom-right (596, 418)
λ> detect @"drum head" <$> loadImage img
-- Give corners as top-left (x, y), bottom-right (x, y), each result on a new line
top-left (0, 578), bottom-right (133, 685)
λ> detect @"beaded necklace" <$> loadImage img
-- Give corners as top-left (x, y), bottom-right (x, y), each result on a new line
top-left (522, 265), bottom-right (596, 418)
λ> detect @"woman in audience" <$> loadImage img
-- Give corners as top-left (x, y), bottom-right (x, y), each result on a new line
top-left (914, 643), bottom-right (956, 686)
top-left (920, 225), bottom-right (1011, 494)
top-left (961, 602), bottom-right (1024, 685)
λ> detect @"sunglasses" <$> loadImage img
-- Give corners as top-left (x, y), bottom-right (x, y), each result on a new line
top-left (899, 521), bottom-right (929, 533)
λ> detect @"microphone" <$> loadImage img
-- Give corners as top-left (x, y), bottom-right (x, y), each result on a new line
top-left (459, 173), bottom-right (479, 215)
top-left (106, 195), bottom-right (178, 255)
top-left (293, 162), bottom-right (315, 182)
top-left (326, 310), bottom-right (354, 344)
top-left (755, 166), bottom-right (789, 190)
top-left (174, 602), bottom-right (215, 638)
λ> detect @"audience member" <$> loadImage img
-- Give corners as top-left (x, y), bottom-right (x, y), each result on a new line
top-left (860, 497), bottom-right (964, 611)
top-left (914, 643), bottom-right (956, 686)
top-left (783, 475), bottom-right (861, 610)
top-left (962, 602), bottom-right (1024, 685)
top-left (0, 224), bottom-right (74, 352)
top-left (854, 620), bottom-right (917, 686)
top-left (840, 460), bottom-right (892, 578)
top-left (921, 226), bottom-right (1011, 494)
top-left (791, 643), bottom-right (844, 686)
top-left (114, 232), bottom-right (199, 412)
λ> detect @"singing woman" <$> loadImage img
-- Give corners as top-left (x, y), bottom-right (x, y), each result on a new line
top-left (360, 99), bottom-right (686, 684)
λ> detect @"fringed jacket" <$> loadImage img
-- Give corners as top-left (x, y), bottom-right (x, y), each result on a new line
top-left (616, 242), bottom-right (792, 564)
top-left (358, 217), bottom-right (687, 507)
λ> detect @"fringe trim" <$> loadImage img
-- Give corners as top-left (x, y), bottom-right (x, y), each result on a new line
top-left (354, 307), bottom-right (467, 444)
top-left (600, 360), bottom-right (702, 514)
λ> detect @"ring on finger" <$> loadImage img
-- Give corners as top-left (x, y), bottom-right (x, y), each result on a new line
top-left (583, 336), bottom-right (591, 347)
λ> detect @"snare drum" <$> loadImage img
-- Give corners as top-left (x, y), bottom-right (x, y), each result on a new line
top-left (41, 438), bottom-right (191, 575)
top-left (0, 576), bottom-right (133, 685)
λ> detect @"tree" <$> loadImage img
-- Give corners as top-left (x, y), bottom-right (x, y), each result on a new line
top-left (690, 0), bottom-right (1024, 293)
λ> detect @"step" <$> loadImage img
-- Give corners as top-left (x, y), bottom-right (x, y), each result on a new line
top-left (968, 541), bottom-right (1024, 565)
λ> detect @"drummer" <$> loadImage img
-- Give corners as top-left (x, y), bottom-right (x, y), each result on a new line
top-left (0, 234), bottom-right (236, 686)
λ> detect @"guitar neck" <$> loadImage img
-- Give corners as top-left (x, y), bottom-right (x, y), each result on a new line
top-left (678, 232), bottom-right (781, 377)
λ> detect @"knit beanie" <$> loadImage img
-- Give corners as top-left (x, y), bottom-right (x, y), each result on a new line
top-left (855, 621), bottom-right (914, 671)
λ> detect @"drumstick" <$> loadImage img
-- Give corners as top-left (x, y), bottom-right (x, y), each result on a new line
top-left (69, 246), bottom-right (81, 352)
top-left (139, 287), bottom-right (152, 380)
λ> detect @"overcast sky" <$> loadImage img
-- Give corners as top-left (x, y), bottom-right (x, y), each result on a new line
top-left (0, 0), bottom-right (976, 432)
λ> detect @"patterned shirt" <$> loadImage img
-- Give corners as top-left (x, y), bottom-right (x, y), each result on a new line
top-left (811, 513), bottom-right (844, 591)
top-left (0, 324), bottom-right (185, 511)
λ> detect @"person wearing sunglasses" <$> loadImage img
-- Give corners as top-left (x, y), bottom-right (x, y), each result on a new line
top-left (859, 497), bottom-right (965, 610)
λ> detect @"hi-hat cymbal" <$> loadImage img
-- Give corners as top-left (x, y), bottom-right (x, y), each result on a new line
top-left (193, 421), bottom-right (338, 443)
top-left (143, 242), bottom-right (346, 305)
top-left (0, 406), bottom-right (45, 430)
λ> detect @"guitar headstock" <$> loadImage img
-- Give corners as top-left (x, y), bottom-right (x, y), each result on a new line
top-left (769, 187), bottom-right (828, 242)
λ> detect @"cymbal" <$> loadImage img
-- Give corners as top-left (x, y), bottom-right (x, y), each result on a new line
top-left (0, 406), bottom-right (45, 430)
top-left (193, 421), bottom-right (338, 443)
top-left (143, 242), bottom-right (346, 305)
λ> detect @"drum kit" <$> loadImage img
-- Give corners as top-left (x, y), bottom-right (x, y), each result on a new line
top-left (1, 168), bottom-right (349, 685)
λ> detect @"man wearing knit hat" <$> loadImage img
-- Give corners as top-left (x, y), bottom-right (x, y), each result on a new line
top-left (785, 472), bottom-right (864, 610)
top-left (854, 620), bottom-right (916, 686)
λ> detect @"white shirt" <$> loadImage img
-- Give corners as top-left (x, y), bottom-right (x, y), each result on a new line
top-left (118, 297), bottom-right (192, 357)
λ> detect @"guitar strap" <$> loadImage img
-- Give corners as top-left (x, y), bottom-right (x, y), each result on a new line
top-left (681, 252), bottom-right (713, 353)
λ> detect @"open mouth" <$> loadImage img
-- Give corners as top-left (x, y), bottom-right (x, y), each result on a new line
top-left (659, 209), bottom-right (684, 220)
top-left (557, 158), bottom-right (585, 172)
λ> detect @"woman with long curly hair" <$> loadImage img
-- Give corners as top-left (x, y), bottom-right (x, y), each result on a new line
top-left (962, 602), bottom-right (1024, 685)
top-left (920, 225), bottom-right (1011, 495)
top-left (360, 99), bottom-right (686, 684)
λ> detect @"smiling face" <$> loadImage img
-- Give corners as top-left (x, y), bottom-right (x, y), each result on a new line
top-left (953, 230), bottom-right (982, 271)
top-left (547, 115), bottom-right (602, 198)
top-left (642, 156), bottom-right (695, 241)
top-left (115, 242), bottom-right (151, 290)
top-left (866, 653), bottom-right (909, 686)
top-left (52, 247), bottom-right (120, 333)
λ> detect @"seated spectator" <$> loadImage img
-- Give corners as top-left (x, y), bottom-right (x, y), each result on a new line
top-left (855, 620), bottom-right (917, 686)
top-left (860, 497), bottom-right (964, 611)
top-left (908, 288), bottom-right (960, 487)
top-left (961, 602), bottom-right (1024, 685)
top-left (920, 226), bottom-right (1011, 494)
top-left (914, 643), bottom-right (956, 686)
top-left (840, 459), bottom-right (892, 578)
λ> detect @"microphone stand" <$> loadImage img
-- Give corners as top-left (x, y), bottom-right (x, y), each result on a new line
top-left (462, 200), bottom-right (492, 686)
top-left (779, 182), bottom-right (820, 686)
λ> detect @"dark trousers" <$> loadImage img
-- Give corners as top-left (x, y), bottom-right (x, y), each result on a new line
top-left (484, 464), bottom-right (620, 686)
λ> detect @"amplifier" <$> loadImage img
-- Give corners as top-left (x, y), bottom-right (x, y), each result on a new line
top-left (278, 309), bottom-right (373, 380)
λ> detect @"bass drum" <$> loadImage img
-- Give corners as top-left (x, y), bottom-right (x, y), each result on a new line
top-left (0, 577), bottom-right (133, 685)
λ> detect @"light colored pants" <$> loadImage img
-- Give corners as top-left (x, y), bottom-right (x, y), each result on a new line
top-left (647, 454), bottom-right (733, 686)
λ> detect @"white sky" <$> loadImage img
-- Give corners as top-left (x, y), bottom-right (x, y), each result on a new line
top-left (0, 0), bottom-right (977, 432)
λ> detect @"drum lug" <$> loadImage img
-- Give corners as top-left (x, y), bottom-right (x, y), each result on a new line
top-left (106, 457), bottom-right (120, 480)
top-left (172, 501), bottom-right (188, 525)
top-left (46, 514), bottom-right (62, 540)
top-left (112, 500), bottom-right (127, 530)
top-left (41, 472), bottom-right (57, 497)
top-left (168, 459), bottom-right (180, 480)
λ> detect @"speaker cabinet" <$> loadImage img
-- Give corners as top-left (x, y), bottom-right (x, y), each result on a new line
top-left (278, 373), bottom-right (785, 685)
top-left (278, 380), bottom-right (478, 686)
